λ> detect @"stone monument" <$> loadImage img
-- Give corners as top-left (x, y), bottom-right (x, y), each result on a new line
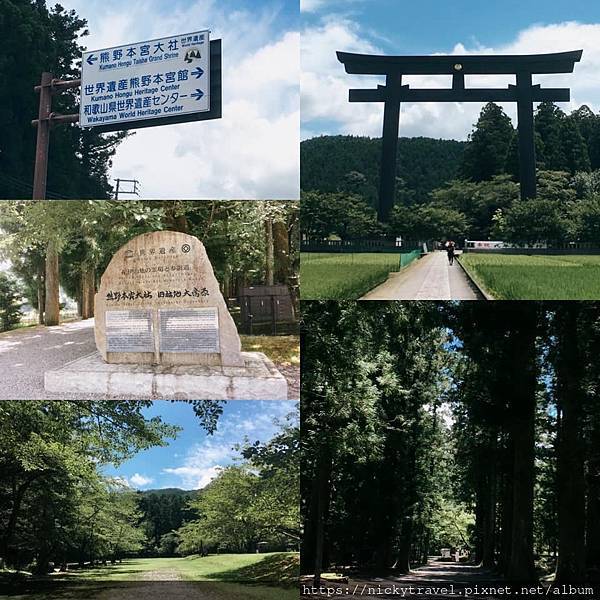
top-left (94, 230), bottom-right (244, 367)
top-left (44, 231), bottom-right (288, 400)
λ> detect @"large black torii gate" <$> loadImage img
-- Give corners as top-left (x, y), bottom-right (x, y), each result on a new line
top-left (337, 50), bottom-right (583, 222)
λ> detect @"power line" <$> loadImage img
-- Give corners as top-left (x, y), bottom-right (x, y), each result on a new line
top-left (114, 178), bottom-right (141, 200)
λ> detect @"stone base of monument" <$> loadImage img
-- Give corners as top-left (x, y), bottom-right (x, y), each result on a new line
top-left (44, 351), bottom-right (288, 400)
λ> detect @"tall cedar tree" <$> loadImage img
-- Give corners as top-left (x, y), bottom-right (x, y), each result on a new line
top-left (460, 103), bottom-right (515, 182)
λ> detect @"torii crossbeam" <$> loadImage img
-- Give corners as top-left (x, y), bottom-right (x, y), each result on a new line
top-left (337, 50), bottom-right (583, 222)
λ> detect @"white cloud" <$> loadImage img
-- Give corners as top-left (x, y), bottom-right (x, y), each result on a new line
top-left (129, 473), bottom-right (154, 487)
top-left (162, 401), bottom-right (298, 490)
top-left (301, 0), bottom-right (327, 12)
top-left (59, 0), bottom-right (299, 198)
top-left (163, 440), bottom-right (233, 489)
top-left (301, 19), bottom-right (600, 141)
top-left (300, 0), bottom-right (368, 14)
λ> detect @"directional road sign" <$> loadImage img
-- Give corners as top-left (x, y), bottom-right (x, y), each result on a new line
top-left (80, 30), bottom-right (210, 128)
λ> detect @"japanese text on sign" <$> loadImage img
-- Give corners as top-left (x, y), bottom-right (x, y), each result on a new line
top-left (80, 30), bottom-right (210, 127)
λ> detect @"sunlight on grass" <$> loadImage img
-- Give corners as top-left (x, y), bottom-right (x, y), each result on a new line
top-left (2, 554), bottom-right (299, 599)
top-left (53, 552), bottom-right (298, 584)
top-left (300, 252), bottom-right (419, 300)
top-left (241, 335), bottom-right (299, 365)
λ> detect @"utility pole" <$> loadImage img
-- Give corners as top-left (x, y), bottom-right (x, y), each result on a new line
top-left (32, 72), bottom-right (81, 200)
top-left (114, 178), bottom-right (141, 200)
top-left (32, 72), bottom-right (80, 326)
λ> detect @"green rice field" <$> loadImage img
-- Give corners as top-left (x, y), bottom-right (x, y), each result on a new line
top-left (301, 251), bottom-right (420, 300)
top-left (459, 254), bottom-right (600, 299)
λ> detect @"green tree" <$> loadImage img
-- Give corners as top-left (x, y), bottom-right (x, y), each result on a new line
top-left (300, 191), bottom-right (380, 240)
top-left (461, 103), bottom-right (515, 182)
top-left (0, 0), bottom-right (127, 199)
top-left (0, 272), bottom-right (22, 331)
top-left (431, 176), bottom-right (519, 240)
top-left (390, 204), bottom-right (469, 242)
top-left (0, 401), bottom-right (177, 573)
top-left (493, 198), bottom-right (570, 244)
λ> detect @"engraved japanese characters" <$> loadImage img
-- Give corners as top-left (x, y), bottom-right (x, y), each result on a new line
top-left (94, 231), bottom-right (244, 366)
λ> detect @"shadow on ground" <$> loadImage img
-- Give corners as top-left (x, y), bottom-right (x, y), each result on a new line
top-left (203, 552), bottom-right (299, 586)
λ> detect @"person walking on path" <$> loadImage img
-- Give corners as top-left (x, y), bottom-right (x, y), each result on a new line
top-left (445, 240), bottom-right (456, 266)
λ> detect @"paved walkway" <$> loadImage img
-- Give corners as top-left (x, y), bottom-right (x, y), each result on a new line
top-left (0, 319), bottom-right (299, 400)
top-left (0, 319), bottom-right (97, 400)
top-left (361, 251), bottom-right (482, 300)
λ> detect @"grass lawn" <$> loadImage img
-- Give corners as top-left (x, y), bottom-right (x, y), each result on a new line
top-left (300, 252), bottom-right (420, 300)
top-left (241, 335), bottom-right (299, 366)
top-left (1, 553), bottom-right (299, 600)
top-left (460, 254), bottom-right (600, 299)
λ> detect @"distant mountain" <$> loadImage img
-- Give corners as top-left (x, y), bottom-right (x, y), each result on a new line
top-left (301, 135), bottom-right (466, 204)
top-left (137, 488), bottom-right (198, 496)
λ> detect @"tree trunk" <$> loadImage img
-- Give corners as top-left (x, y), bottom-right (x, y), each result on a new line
top-left (265, 218), bottom-right (274, 286)
top-left (223, 264), bottom-right (231, 299)
top-left (0, 473), bottom-right (41, 564)
top-left (555, 304), bottom-right (586, 582)
top-left (396, 518), bottom-right (413, 574)
top-left (506, 310), bottom-right (538, 581)
top-left (585, 453), bottom-right (600, 572)
top-left (37, 262), bottom-right (45, 325)
top-left (81, 267), bottom-right (96, 320)
top-left (474, 490), bottom-right (484, 564)
top-left (273, 220), bottom-right (290, 284)
top-left (312, 444), bottom-right (332, 586)
top-left (498, 435), bottom-right (513, 574)
top-left (482, 434), bottom-right (498, 568)
top-left (44, 240), bottom-right (60, 326)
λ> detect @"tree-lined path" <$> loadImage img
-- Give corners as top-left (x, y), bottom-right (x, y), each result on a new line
top-left (301, 303), bottom-right (600, 589)
top-left (307, 561), bottom-right (504, 599)
top-left (361, 251), bottom-right (481, 300)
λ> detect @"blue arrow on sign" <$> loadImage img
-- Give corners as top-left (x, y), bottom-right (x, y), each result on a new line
top-left (86, 54), bottom-right (98, 66)
top-left (191, 89), bottom-right (204, 101)
top-left (192, 67), bottom-right (204, 79)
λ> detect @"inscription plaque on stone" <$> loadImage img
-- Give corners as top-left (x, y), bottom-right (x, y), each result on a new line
top-left (106, 309), bottom-right (154, 352)
top-left (159, 308), bottom-right (220, 353)
top-left (95, 230), bottom-right (244, 367)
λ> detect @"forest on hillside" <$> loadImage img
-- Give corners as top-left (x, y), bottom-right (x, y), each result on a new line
top-left (301, 136), bottom-right (466, 206)
top-left (0, 200), bottom-right (298, 330)
top-left (0, 401), bottom-right (299, 574)
top-left (301, 104), bottom-right (600, 244)
top-left (301, 302), bottom-right (600, 584)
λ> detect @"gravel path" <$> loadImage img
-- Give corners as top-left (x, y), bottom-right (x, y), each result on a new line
top-left (0, 320), bottom-right (97, 400)
top-left (306, 561), bottom-right (505, 598)
top-left (0, 319), bottom-right (299, 400)
top-left (361, 251), bottom-right (482, 301)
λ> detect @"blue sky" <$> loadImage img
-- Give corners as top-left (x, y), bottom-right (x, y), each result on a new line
top-left (57, 0), bottom-right (299, 199)
top-left (104, 400), bottom-right (298, 490)
top-left (301, 0), bottom-right (600, 140)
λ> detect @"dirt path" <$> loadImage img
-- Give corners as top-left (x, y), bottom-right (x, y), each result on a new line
top-left (306, 561), bottom-right (505, 598)
top-left (94, 571), bottom-right (222, 600)
top-left (361, 251), bottom-right (482, 300)
top-left (94, 581), bottom-right (214, 600)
